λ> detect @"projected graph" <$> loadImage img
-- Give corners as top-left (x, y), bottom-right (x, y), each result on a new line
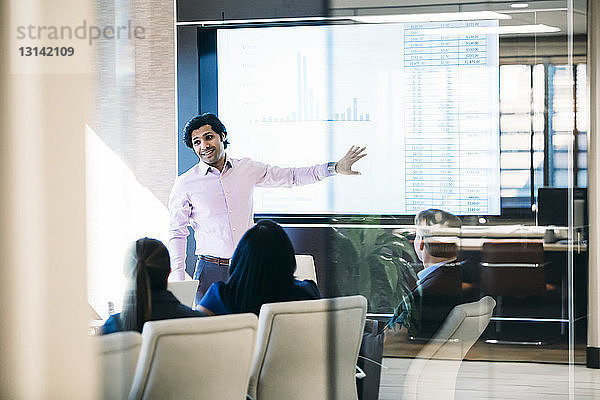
top-left (218, 21), bottom-right (500, 215)
top-left (260, 52), bottom-right (371, 123)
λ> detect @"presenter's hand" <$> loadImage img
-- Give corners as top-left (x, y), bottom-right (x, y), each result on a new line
top-left (335, 145), bottom-right (367, 175)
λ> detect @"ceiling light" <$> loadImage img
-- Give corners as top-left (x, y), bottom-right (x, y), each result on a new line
top-left (179, 11), bottom-right (512, 27)
top-left (351, 11), bottom-right (511, 24)
top-left (179, 16), bottom-right (353, 27)
top-left (511, 3), bottom-right (529, 8)
top-left (421, 24), bottom-right (559, 35)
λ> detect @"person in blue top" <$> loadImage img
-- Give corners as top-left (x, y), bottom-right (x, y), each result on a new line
top-left (102, 237), bottom-right (204, 334)
top-left (197, 220), bottom-right (321, 316)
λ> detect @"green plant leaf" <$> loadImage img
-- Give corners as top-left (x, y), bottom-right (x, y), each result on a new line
top-left (360, 228), bottom-right (380, 259)
top-left (337, 227), bottom-right (362, 246)
top-left (358, 260), bottom-right (371, 296)
top-left (396, 258), bottom-right (419, 280)
top-left (380, 257), bottom-right (399, 296)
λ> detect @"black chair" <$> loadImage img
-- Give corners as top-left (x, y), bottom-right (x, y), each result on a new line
top-left (479, 241), bottom-right (555, 344)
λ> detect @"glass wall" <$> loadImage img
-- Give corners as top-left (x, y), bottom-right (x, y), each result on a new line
top-left (88, 0), bottom-right (591, 398)
top-left (321, 1), bottom-right (588, 399)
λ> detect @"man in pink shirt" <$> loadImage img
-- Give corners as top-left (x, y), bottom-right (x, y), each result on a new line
top-left (168, 113), bottom-right (366, 303)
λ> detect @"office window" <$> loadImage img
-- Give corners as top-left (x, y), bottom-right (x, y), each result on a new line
top-left (499, 63), bottom-right (586, 209)
top-left (499, 65), bottom-right (544, 208)
top-left (549, 64), bottom-right (587, 188)
top-left (576, 64), bottom-right (588, 187)
top-left (549, 65), bottom-right (574, 187)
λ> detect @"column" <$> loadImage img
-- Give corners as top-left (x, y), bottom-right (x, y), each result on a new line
top-left (0, 0), bottom-right (96, 397)
top-left (587, 0), bottom-right (600, 369)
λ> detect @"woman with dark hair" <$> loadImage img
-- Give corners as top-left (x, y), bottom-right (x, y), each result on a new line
top-left (102, 237), bottom-right (204, 334)
top-left (197, 220), bottom-right (320, 316)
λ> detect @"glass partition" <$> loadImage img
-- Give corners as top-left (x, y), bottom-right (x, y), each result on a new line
top-left (319, 1), bottom-right (586, 399)
top-left (89, 0), bottom-right (590, 398)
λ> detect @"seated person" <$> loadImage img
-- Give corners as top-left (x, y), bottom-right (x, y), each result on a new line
top-left (102, 237), bottom-right (204, 334)
top-left (389, 209), bottom-right (463, 338)
top-left (197, 220), bottom-right (321, 316)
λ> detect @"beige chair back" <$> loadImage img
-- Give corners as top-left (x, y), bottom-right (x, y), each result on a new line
top-left (248, 295), bottom-right (367, 400)
top-left (294, 254), bottom-right (318, 284)
top-left (404, 296), bottom-right (496, 400)
top-left (97, 331), bottom-right (142, 400)
top-left (129, 314), bottom-right (258, 400)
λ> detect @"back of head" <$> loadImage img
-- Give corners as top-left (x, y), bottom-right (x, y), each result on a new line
top-left (223, 220), bottom-right (297, 314)
top-left (414, 209), bottom-right (462, 259)
top-left (121, 237), bottom-right (171, 332)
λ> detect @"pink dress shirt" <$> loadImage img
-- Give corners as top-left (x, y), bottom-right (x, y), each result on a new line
top-left (168, 156), bottom-right (333, 280)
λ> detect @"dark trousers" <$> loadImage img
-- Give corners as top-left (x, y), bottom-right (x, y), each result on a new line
top-left (193, 258), bottom-right (229, 307)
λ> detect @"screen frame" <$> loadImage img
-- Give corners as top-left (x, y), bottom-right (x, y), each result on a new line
top-left (178, 21), bottom-right (534, 224)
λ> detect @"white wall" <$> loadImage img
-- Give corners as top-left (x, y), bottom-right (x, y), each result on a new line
top-left (87, 0), bottom-right (176, 317)
top-left (92, 0), bottom-right (177, 206)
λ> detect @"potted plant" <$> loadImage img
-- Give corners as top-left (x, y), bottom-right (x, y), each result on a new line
top-left (329, 223), bottom-right (418, 314)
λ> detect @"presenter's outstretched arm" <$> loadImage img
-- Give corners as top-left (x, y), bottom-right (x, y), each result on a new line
top-left (335, 146), bottom-right (367, 175)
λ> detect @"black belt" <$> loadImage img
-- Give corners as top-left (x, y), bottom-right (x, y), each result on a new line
top-left (199, 255), bottom-right (230, 266)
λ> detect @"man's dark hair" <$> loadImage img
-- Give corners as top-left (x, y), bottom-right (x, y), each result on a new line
top-left (183, 113), bottom-right (230, 149)
top-left (220, 220), bottom-right (301, 315)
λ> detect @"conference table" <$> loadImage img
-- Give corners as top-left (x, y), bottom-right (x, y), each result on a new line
top-left (284, 223), bottom-right (588, 342)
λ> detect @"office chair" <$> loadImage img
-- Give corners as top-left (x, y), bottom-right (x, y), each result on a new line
top-left (403, 296), bottom-right (496, 400)
top-left (479, 241), bottom-right (551, 340)
top-left (129, 314), bottom-right (257, 400)
top-left (480, 241), bottom-right (547, 297)
top-left (248, 295), bottom-right (367, 400)
top-left (96, 331), bottom-right (142, 400)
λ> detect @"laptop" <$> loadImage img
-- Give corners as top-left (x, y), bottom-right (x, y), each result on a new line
top-left (167, 280), bottom-right (200, 308)
top-left (294, 254), bottom-right (318, 284)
